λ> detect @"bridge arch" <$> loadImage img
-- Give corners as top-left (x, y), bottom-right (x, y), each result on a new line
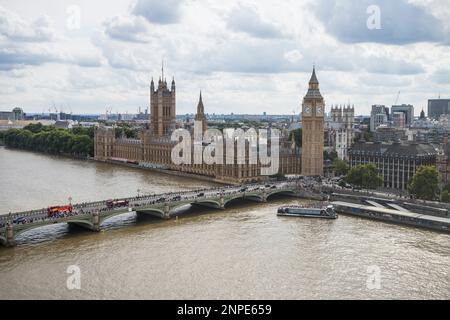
top-left (223, 195), bottom-right (252, 208)
top-left (14, 222), bottom-right (72, 239)
top-left (98, 210), bottom-right (134, 226)
top-left (192, 200), bottom-right (222, 210)
top-left (66, 219), bottom-right (95, 230)
top-left (266, 189), bottom-right (296, 200)
top-left (244, 193), bottom-right (265, 202)
top-left (135, 208), bottom-right (166, 219)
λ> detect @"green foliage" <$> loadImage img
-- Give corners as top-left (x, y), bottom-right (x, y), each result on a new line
top-left (324, 150), bottom-right (338, 161)
top-left (443, 183), bottom-right (450, 193)
top-left (408, 166), bottom-right (440, 201)
top-left (353, 130), bottom-right (373, 143)
top-left (345, 164), bottom-right (383, 189)
top-left (333, 158), bottom-right (349, 176)
top-left (3, 123), bottom-right (93, 157)
top-left (114, 126), bottom-right (138, 139)
top-left (441, 190), bottom-right (450, 203)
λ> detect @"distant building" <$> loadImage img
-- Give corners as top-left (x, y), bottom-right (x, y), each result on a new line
top-left (370, 105), bottom-right (388, 132)
top-left (349, 141), bottom-right (437, 190)
top-left (328, 104), bottom-right (354, 160)
top-left (392, 112), bottom-right (406, 128)
top-left (392, 104), bottom-right (414, 126)
top-left (374, 125), bottom-right (407, 142)
top-left (0, 107), bottom-right (24, 121)
top-left (437, 135), bottom-right (450, 185)
top-left (428, 99), bottom-right (450, 120)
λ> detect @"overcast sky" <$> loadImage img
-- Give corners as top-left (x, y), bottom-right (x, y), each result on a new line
top-left (1, 0), bottom-right (450, 116)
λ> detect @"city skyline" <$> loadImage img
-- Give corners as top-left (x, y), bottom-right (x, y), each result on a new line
top-left (1, 0), bottom-right (450, 116)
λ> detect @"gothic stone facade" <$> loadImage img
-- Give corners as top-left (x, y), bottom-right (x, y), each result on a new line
top-left (301, 68), bottom-right (325, 176)
top-left (94, 76), bottom-right (305, 184)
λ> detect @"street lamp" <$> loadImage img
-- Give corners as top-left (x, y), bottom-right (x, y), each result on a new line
top-left (68, 196), bottom-right (72, 205)
top-left (137, 189), bottom-right (141, 198)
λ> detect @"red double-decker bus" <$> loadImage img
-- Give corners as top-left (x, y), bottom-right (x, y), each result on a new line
top-left (106, 200), bottom-right (129, 209)
top-left (47, 205), bottom-right (73, 217)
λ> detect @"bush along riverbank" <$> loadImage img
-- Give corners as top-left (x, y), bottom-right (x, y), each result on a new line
top-left (2, 123), bottom-right (94, 158)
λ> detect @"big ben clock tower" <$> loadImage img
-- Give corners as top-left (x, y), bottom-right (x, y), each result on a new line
top-left (301, 67), bottom-right (324, 176)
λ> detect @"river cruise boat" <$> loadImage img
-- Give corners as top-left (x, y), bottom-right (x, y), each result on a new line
top-left (277, 203), bottom-right (338, 219)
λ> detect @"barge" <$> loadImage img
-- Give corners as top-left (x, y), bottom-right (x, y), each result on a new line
top-left (332, 201), bottom-right (450, 233)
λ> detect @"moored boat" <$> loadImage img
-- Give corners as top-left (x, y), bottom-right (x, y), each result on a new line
top-left (277, 203), bottom-right (338, 219)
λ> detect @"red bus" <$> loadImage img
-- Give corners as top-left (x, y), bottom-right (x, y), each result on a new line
top-left (106, 200), bottom-right (129, 209)
top-left (47, 205), bottom-right (73, 217)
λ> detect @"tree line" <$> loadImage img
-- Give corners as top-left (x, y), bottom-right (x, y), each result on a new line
top-left (3, 123), bottom-right (94, 157)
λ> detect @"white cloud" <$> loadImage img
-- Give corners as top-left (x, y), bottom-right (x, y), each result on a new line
top-left (0, 0), bottom-right (449, 116)
top-left (104, 15), bottom-right (151, 43)
top-left (0, 6), bottom-right (56, 42)
top-left (227, 4), bottom-right (283, 39)
top-left (132, 0), bottom-right (182, 24)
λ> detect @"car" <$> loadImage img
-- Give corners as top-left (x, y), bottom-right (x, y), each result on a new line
top-left (271, 186), bottom-right (277, 189)
top-left (13, 217), bottom-right (26, 224)
top-left (172, 195), bottom-right (181, 201)
top-left (240, 188), bottom-right (247, 192)
top-left (197, 193), bottom-right (205, 197)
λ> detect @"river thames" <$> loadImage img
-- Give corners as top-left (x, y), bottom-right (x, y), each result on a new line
top-left (0, 146), bottom-right (449, 299)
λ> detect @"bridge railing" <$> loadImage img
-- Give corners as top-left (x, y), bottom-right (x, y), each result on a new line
top-left (1, 181), bottom-right (299, 222)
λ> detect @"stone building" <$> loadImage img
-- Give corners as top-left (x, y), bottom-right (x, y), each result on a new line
top-left (328, 104), bottom-right (354, 160)
top-left (349, 141), bottom-right (437, 190)
top-left (301, 67), bottom-right (325, 176)
top-left (437, 134), bottom-right (450, 185)
top-left (95, 74), bottom-right (307, 184)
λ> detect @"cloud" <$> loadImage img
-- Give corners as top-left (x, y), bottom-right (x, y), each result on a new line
top-left (363, 56), bottom-right (424, 75)
top-left (227, 4), bottom-right (283, 39)
top-left (104, 15), bottom-right (150, 43)
top-left (0, 43), bottom-right (102, 71)
top-left (132, 0), bottom-right (182, 24)
top-left (430, 69), bottom-right (450, 84)
top-left (312, 0), bottom-right (445, 45)
top-left (0, 6), bottom-right (56, 42)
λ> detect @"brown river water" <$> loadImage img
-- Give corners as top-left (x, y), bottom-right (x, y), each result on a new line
top-left (0, 147), bottom-right (449, 299)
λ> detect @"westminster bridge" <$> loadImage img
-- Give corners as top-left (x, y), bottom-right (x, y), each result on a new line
top-left (0, 180), bottom-right (323, 247)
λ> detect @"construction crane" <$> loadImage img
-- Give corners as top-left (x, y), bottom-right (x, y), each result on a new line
top-left (394, 91), bottom-right (401, 105)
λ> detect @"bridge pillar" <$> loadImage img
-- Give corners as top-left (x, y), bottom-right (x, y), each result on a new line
top-left (261, 190), bottom-right (268, 203)
top-left (163, 202), bottom-right (170, 220)
top-left (91, 211), bottom-right (100, 232)
top-left (5, 222), bottom-right (16, 247)
top-left (219, 195), bottom-right (225, 209)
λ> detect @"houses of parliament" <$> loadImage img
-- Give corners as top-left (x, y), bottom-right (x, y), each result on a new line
top-left (94, 68), bottom-right (325, 183)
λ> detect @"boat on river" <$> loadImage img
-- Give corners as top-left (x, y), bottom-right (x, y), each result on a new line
top-left (277, 203), bottom-right (338, 219)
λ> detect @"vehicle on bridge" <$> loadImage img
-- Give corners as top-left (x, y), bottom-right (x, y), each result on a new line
top-left (47, 205), bottom-right (73, 217)
top-left (13, 216), bottom-right (27, 224)
top-left (106, 200), bottom-right (129, 209)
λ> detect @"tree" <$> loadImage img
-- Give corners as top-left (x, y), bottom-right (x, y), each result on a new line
top-left (441, 190), bottom-right (450, 203)
top-left (345, 164), bottom-right (383, 189)
top-left (333, 158), bottom-right (349, 176)
top-left (324, 150), bottom-right (338, 161)
top-left (408, 166), bottom-right (439, 201)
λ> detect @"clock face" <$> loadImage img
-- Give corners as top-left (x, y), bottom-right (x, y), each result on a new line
top-left (316, 106), bottom-right (323, 115)
top-left (304, 106), bottom-right (311, 115)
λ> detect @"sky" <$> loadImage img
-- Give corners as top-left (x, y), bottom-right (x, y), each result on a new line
top-left (1, 0), bottom-right (450, 116)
